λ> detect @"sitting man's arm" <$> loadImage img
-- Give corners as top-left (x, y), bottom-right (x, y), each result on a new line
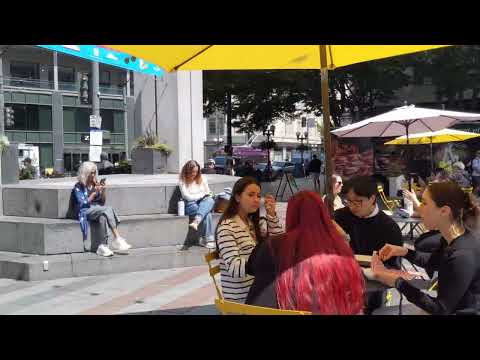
top-left (383, 219), bottom-right (404, 269)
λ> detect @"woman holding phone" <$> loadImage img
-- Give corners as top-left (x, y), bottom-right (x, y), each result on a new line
top-left (215, 176), bottom-right (284, 303)
top-left (69, 161), bottom-right (131, 257)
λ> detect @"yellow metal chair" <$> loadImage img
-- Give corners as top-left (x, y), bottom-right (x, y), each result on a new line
top-left (215, 298), bottom-right (312, 315)
top-left (204, 250), bottom-right (223, 300)
top-left (462, 187), bottom-right (474, 194)
top-left (377, 185), bottom-right (401, 211)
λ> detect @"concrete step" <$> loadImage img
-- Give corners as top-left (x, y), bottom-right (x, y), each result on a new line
top-left (3, 174), bottom-right (238, 218)
top-left (0, 213), bottom-right (222, 255)
top-left (0, 245), bottom-right (210, 281)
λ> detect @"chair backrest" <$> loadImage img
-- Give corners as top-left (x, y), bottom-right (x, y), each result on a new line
top-left (377, 185), bottom-right (394, 211)
top-left (462, 187), bottom-right (474, 194)
top-left (215, 298), bottom-right (311, 315)
top-left (204, 250), bottom-right (223, 299)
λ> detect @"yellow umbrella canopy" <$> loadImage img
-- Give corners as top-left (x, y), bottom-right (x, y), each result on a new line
top-left (384, 128), bottom-right (480, 145)
top-left (105, 44), bottom-right (451, 211)
top-left (106, 45), bottom-right (449, 72)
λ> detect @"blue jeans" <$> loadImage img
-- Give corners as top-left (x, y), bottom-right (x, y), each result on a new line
top-left (185, 196), bottom-right (215, 241)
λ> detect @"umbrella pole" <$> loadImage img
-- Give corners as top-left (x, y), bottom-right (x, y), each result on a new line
top-left (319, 46), bottom-right (334, 215)
top-left (430, 137), bottom-right (433, 177)
top-left (406, 123), bottom-right (412, 192)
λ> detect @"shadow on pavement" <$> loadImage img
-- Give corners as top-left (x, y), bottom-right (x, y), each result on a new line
top-left (125, 304), bottom-right (220, 315)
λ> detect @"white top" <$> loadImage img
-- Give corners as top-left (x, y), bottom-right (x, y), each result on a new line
top-left (179, 176), bottom-right (211, 201)
top-left (216, 214), bottom-right (283, 303)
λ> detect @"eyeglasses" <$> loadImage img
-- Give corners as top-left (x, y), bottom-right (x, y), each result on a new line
top-left (344, 198), bottom-right (364, 207)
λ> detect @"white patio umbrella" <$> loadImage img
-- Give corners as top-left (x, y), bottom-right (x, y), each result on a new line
top-left (331, 105), bottom-right (480, 189)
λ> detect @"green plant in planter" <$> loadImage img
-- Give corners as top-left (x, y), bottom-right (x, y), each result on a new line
top-left (135, 130), bottom-right (173, 156)
top-left (0, 135), bottom-right (10, 153)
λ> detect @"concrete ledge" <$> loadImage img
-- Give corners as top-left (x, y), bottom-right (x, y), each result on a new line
top-left (3, 174), bottom-right (238, 218)
top-left (0, 246), bottom-right (209, 281)
top-left (0, 214), bottom-right (199, 255)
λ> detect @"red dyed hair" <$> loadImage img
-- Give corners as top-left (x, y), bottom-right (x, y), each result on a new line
top-left (272, 191), bottom-right (365, 314)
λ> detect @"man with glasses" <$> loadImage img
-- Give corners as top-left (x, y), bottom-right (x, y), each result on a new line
top-left (334, 176), bottom-right (403, 314)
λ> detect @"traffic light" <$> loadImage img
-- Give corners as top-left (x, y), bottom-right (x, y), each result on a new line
top-left (4, 106), bottom-right (14, 127)
top-left (80, 73), bottom-right (90, 104)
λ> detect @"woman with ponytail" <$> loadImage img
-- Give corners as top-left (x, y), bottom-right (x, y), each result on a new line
top-left (245, 191), bottom-right (365, 314)
top-left (374, 181), bottom-right (480, 315)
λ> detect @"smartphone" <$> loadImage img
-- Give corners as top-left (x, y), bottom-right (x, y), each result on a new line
top-left (100, 178), bottom-right (106, 185)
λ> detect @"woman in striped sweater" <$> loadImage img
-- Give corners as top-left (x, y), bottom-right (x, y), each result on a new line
top-left (215, 177), bottom-right (283, 303)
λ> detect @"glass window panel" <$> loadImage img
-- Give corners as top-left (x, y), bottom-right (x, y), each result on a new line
top-left (64, 153), bottom-right (72, 172)
top-left (100, 109), bottom-right (114, 132)
top-left (38, 94), bottom-right (52, 105)
top-left (26, 94), bottom-right (39, 104)
top-left (26, 106), bottom-right (39, 130)
top-left (100, 70), bottom-right (111, 86)
top-left (31, 144), bottom-right (53, 169)
top-left (12, 93), bottom-right (26, 103)
top-left (13, 132), bottom-right (26, 142)
top-left (208, 118), bottom-right (216, 134)
top-left (75, 108), bottom-right (90, 133)
top-left (81, 153), bottom-right (89, 163)
top-left (26, 132), bottom-right (40, 142)
top-left (4, 92), bottom-right (11, 102)
top-left (72, 154), bottom-right (81, 170)
top-left (38, 106), bottom-right (52, 131)
top-left (39, 132), bottom-right (52, 142)
top-left (113, 111), bottom-right (124, 133)
top-left (63, 108), bottom-right (75, 132)
top-left (63, 96), bottom-right (76, 106)
top-left (10, 61), bottom-right (40, 79)
top-left (63, 133), bottom-right (76, 143)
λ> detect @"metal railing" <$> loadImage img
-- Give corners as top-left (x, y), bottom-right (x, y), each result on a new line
top-left (2, 76), bottom-right (124, 96)
top-left (3, 76), bottom-right (54, 90)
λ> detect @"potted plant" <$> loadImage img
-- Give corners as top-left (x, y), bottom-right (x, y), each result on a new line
top-left (131, 129), bottom-right (173, 174)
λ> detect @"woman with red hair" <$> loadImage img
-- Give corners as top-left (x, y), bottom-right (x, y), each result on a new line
top-left (246, 191), bottom-right (365, 314)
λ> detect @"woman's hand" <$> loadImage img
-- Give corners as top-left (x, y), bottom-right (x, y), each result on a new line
top-left (378, 244), bottom-right (408, 262)
top-left (402, 189), bottom-right (417, 203)
top-left (264, 194), bottom-right (276, 217)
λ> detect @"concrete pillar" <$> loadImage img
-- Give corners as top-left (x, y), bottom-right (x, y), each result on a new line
top-left (52, 92), bottom-right (64, 173)
top-left (282, 146), bottom-right (287, 161)
top-left (91, 61), bottom-right (100, 116)
top-left (126, 96), bottom-right (135, 157)
top-left (0, 55), bottom-right (4, 215)
top-left (126, 70), bottom-right (130, 97)
top-left (53, 51), bottom-right (58, 91)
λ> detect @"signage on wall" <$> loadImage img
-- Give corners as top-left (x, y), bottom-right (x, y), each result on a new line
top-left (90, 115), bottom-right (102, 129)
top-left (37, 45), bottom-right (164, 77)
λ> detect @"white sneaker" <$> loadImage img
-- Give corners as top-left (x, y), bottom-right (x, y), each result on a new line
top-left (96, 244), bottom-right (114, 257)
top-left (206, 241), bottom-right (216, 249)
top-left (112, 237), bottom-right (132, 252)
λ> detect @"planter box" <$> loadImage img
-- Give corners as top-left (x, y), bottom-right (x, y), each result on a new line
top-left (131, 148), bottom-right (168, 174)
top-left (1, 143), bottom-right (19, 185)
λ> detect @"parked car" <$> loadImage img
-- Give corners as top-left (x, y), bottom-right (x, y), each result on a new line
top-left (255, 161), bottom-right (295, 180)
top-left (214, 156), bottom-right (241, 174)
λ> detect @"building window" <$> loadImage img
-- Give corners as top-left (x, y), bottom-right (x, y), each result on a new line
top-left (63, 107), bottom-right (90, 133)
top-left (100, 109), bottom-right (125, 133)
top-left (10, 61), bottom-right (40, 79)
top-left (100, 70), bottom-right (111, 86)
top-left (48, 66), bottom-right (75, 83)
top-left (208, 118), bottom-right (217, 135)
top-left (4, 104), bottom-right (52, 131)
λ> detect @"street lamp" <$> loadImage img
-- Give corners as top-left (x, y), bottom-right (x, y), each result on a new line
top-left (263, 124), bottom-right (275, 181)
top-left (296, 130), bottom-right (308, 177)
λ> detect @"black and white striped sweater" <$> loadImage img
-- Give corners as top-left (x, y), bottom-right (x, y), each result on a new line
top-left (216, 214), bottom-right (283, 302)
